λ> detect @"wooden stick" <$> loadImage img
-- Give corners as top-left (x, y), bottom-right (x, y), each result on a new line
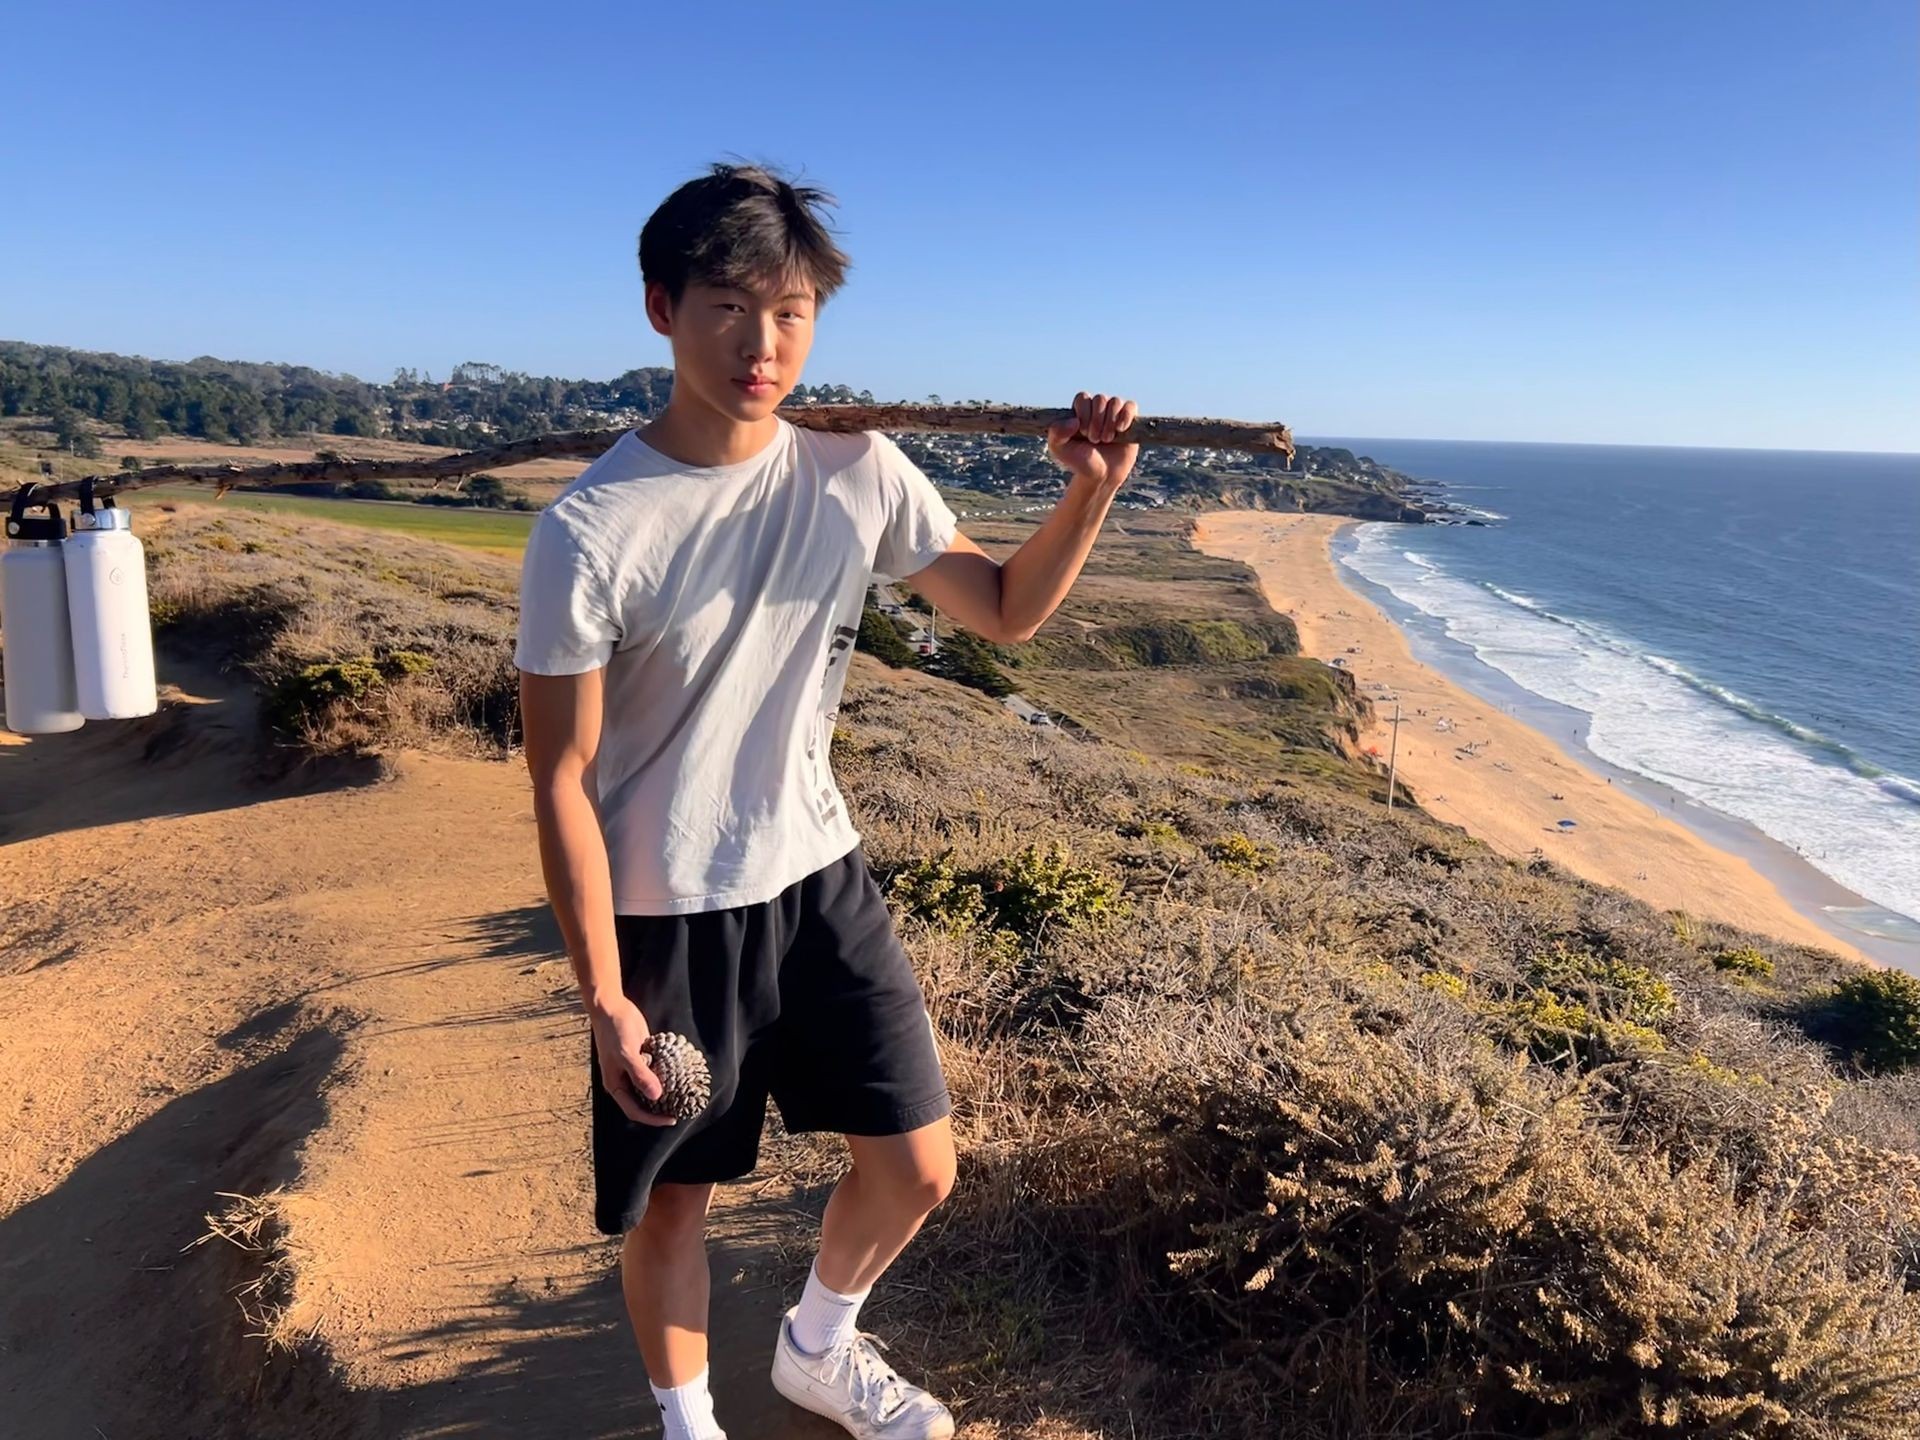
top-left (19, 402), bottom-right (1292, 506)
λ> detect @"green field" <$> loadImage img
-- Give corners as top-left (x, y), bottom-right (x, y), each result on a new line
top-left (130, 484), bottom-right (536, 556)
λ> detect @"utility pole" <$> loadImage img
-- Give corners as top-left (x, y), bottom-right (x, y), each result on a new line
top-left (1386, 702), bottom-right (1402, 810)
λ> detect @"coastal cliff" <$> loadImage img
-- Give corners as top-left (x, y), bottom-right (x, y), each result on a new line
top-left (1209, 443), bottom-right (1439, 522)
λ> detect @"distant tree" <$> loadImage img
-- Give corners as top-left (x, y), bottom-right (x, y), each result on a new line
top-left (52, 407), bottom-right (99, 457)
top-left (923, 628), bottom-right (1015, 698)
top-left (856, 605), bottom-right (920, 668)
top-left (466, 473), bottom-right (509, 506)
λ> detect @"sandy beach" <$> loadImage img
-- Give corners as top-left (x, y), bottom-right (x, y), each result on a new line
top-left (1191, 510), bottom-right (1869, 964)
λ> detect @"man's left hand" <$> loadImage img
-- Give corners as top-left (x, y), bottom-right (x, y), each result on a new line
top-left (1046, 390), bottom-right (1139, 489)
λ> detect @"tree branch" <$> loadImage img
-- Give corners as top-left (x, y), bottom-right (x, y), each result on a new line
top-left (18, 402), bottom-right (1293, 505)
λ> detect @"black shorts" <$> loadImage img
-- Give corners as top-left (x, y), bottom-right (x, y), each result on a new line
top-left (589, 840), bottom-right (952, 1236)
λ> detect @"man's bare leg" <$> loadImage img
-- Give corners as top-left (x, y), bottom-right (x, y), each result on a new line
top-left (813, 1115), bottom-right (957, 1294)
top-left (622, 1179), bottom-right (717, 1383)
top-left (770, 1116), bottom-right (961, 1436)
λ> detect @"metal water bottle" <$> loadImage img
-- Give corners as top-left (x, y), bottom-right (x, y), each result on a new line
top-left (2, 483), bottom-right (86, 734)
top-left (65, 478), bottom-right (158, 719)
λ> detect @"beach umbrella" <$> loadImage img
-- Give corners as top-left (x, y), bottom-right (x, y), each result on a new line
top-left (1556, 819), bottom-right (1578, 830)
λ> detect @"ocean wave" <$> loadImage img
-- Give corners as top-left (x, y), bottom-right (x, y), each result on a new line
top-left (1881, 774), bottom-right (1920, 808)
top-left (1449, 504), bottom-right (1511, 522)
top-left (1338, 525), bottom-right (1920, 922)
top-left (1637, 653), bottom-right (1895, 782)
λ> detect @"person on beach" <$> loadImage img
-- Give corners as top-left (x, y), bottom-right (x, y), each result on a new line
top-left (513, 161), bottom-right (1139, 1440)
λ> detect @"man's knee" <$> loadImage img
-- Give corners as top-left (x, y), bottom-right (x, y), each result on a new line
top-left (632, 1180), bottom-right (714, 1243)
top-left (912, 1158), bottom-right (956, 1213)
top-left (860, 1149), bottom-right (955, 1215)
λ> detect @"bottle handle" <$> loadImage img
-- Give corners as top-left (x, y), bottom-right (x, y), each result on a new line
top-left (8, 481), bottom-right (46, 538)
top-left (77, 475), bottom-right (118, 516)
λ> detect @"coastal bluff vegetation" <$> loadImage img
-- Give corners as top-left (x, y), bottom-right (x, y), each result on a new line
top-left (6, 482), bottom-right (1920, 1439)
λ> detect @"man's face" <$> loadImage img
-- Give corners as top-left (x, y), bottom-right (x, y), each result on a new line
top-left (648, 272), bottom-right (815, 423)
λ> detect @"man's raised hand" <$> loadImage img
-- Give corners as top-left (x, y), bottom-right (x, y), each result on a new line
top-left (1046, 390), bottom-right (1140, 489)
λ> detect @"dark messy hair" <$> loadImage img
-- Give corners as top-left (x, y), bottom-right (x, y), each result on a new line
top-left (637, 161), bottom-right (851, 307)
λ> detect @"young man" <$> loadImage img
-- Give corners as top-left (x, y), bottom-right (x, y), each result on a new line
top-left (514, 161), bottom-right (1138, 1440)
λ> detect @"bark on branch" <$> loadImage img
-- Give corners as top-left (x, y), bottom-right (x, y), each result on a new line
top-left (19, 402), bottom-right (1293, 506)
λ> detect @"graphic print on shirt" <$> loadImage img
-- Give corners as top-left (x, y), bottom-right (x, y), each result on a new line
top-left (808, 620), bottom-right (860, 826)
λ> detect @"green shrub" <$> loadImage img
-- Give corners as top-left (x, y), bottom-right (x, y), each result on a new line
top-left (1685, 1051), bottom-right (1766, 1087)
top-left (983, 840), bottom-right (1129, 940)
top-left (1116, 814), bottom-right (1188, 849)
top-left (1527, 943), bottom-right (1676, 1028)
top-left (1481, 945), bottom-right (1676, 1066)
top-left (1712, 945), bottom-right (1774, 980)
top-left (1493, 991), bottom-right (1666, 1066)
top-left (1207, 831), bottom-right (1278, 875)
top-left (890, 841), bottom-right (1128, 948)
top-left (1818, 970), bottom-right (1920, 1074)
top-left (887, 853), bottom-right (989, 935)
top-left (267, 657), bottom-right (385, 734)
top-left (379, 649), bottom-right (434, 678)
top-left (264, 650), bottom-right (433, 736)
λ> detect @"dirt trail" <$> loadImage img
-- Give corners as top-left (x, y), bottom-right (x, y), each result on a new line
top-left (0, 651), bottom-right (847, 1438)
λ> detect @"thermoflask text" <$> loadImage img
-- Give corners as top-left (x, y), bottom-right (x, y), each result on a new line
top-left (1, 483), bottom-right (86, 734)
top-left (65, 479), bottom-right (158, 719)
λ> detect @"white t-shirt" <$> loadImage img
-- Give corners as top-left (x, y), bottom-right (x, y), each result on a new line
top-left (513, 416), bottom-right (959, 915)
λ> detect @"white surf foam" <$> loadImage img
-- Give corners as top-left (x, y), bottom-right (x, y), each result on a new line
top-left (1340, 525), bottom-right (1920, 925)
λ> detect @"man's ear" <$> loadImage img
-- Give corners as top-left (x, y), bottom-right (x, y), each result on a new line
top-left (643, 280), bottom-right (674, 337)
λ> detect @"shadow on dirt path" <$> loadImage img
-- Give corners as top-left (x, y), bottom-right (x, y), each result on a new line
top-left (0, 1003), bottom-right (384, 1438)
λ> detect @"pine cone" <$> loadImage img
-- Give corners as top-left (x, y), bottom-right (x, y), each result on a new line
top-left (637, 1031), bottom-right (713, 1120)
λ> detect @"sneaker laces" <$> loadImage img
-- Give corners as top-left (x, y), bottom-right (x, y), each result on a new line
top-left (831, 1328), bottom-right (912, 1422)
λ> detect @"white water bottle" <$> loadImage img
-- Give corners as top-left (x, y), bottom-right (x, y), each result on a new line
top-left (65, 480), bottom-right (158, 719)
top-left (2, 484), bottom-right (86, 734)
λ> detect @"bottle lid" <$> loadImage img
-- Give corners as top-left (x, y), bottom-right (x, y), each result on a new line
top-left (75, 506), bottom-right (133, 532)
top-left (6, 483), bottom-right (67, 542)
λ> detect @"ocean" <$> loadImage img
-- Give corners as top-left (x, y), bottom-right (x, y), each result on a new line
top-left (1307, 437), bottom-right (1920, 959)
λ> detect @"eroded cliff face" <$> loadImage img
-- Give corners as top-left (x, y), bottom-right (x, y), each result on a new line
top-left (1205, 476), bottom-right (1434, 523)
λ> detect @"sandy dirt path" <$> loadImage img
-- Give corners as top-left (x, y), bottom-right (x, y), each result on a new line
top-left (1191, 510), bottom-right (1865, 963)
top-left (0, 655), bottom-right (848, 1438)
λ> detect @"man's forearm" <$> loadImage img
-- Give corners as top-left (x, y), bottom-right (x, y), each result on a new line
top-left (531, 773), bottom-right (626, 1018)
top-left (997, 470), bottom-right (1124, 642)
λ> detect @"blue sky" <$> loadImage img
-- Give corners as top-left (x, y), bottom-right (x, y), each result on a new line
top-left (4, 1), bottom-right (1914, 451)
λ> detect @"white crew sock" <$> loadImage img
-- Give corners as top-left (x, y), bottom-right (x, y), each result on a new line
top-left (790, 1255), bottom-right (873, 1356)
top-left (649, 1364), bottom-right (726, 1440)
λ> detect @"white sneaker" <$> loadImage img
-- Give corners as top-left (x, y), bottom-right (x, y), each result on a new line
top-left (769, 1305), bottom-right (955, 1439)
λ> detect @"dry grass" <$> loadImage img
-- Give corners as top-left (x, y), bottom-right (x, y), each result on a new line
top-left (141, 500), bottom-right (521, 760)
top-left (186, 1187), bottom-right (324, 1361)
top-left (809, 682), bottom-right (1920, 1438)
top-left (140, 496), bottom-right (1920, 1438)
